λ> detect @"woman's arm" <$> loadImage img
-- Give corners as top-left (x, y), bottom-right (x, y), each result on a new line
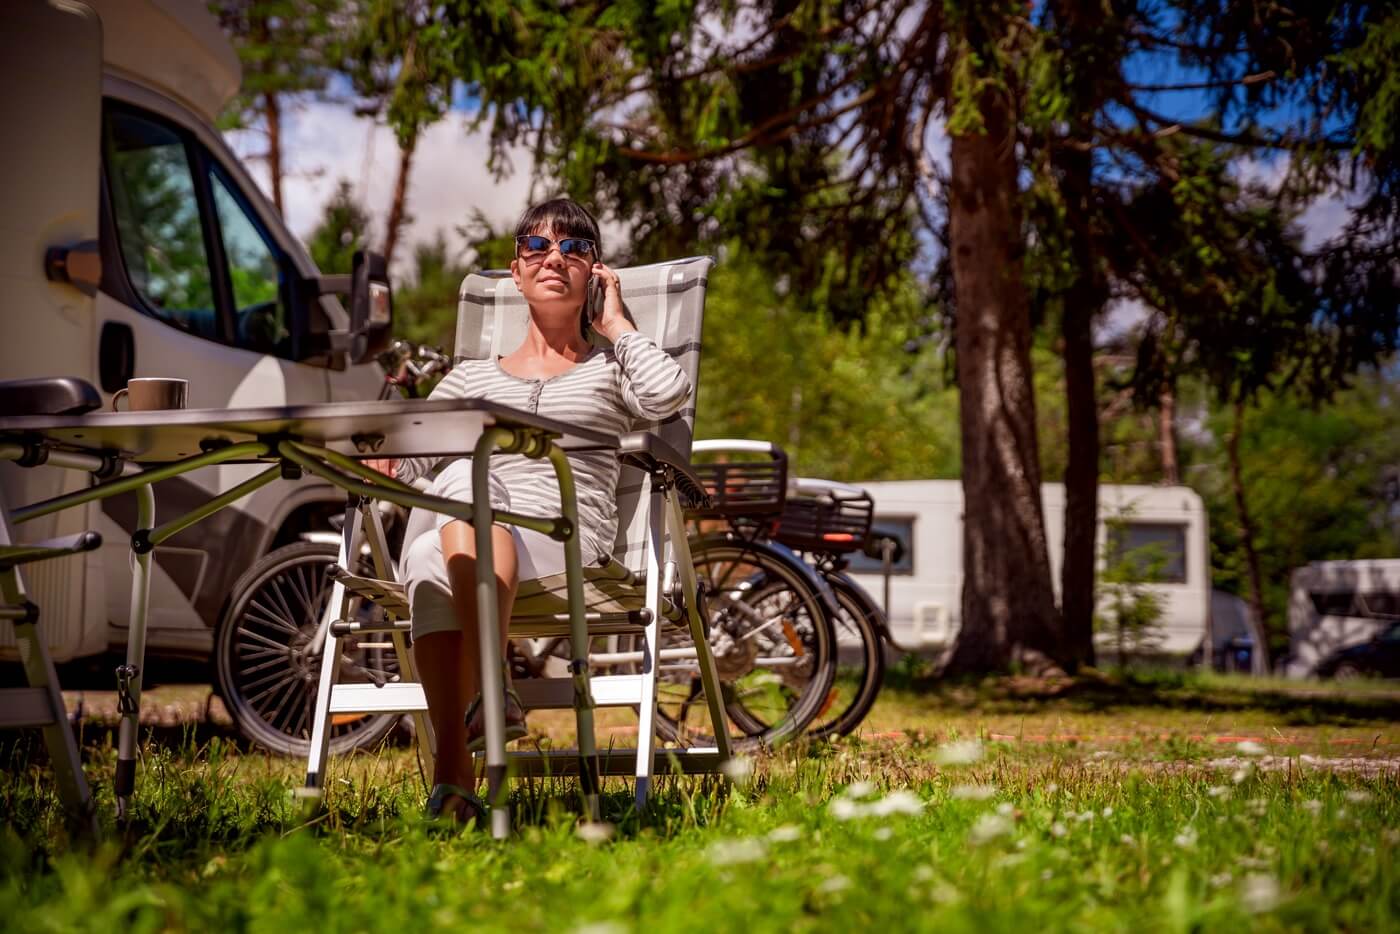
top-left (613, 330), bottom-right (692, 420)
top-left (388, 364), bottom-right (471, 484)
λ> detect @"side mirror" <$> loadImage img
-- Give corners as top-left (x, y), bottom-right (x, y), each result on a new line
top-left (348, 250), bottom-right (393, 364)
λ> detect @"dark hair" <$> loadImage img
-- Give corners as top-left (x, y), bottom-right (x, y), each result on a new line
top-left (513, 198), bottom-right (602, 259)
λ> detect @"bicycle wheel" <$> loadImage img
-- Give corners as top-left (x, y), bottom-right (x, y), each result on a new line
top-left (644, 537), bottom-right (837, 750)
top-left (213, 541), bottom-right (401, 756)
top-left (807, 573), bottom-right (887, 738)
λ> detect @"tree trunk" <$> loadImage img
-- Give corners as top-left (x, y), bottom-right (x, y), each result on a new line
top-left (263, 91), bottom-right (284, 217)
top-left (1056, 146), bottom-right (1103, 672)
top-left (943, 83), bottom-right (1065, 676)
top-left (384, 131), bottom-right (419, 267)
top-left (1227, 397), bottom-right (1270, 668)
top-left (1158, 383), bottom-right (1179, 484)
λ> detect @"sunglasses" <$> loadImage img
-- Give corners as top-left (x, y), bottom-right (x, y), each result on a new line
top-left (514, 235), bottom-right (597, 261)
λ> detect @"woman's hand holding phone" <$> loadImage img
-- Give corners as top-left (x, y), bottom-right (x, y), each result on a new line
top-left (588, 262), bottom-right (635, 343)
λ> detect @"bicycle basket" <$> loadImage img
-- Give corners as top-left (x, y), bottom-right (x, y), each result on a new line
top-left (688, 442), bottom-right (789, 519)
top-left (775, 481), bottom-right (874, 553)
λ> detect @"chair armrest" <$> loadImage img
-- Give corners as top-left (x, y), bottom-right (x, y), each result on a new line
top-left (617, 432), bottom-right (712, 510)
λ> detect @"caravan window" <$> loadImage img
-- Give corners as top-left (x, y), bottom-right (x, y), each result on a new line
top-left (1106, 522), bottom-right (1187, 584)
top-left (104, 108), bottom-right (220, 340)
top-left (844, 516), bottom-right (915, 576)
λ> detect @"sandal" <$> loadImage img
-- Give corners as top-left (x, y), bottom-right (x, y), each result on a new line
top-left (426, 782), bottom-right (486, 828)
top-left (464, 687), bottom-right (528, 752)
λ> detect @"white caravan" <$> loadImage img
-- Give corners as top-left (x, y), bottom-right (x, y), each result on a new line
top-left (1, 0), bottom-right (385, 672)
top-left (844, 481), bottom-right (1211, 659)
top-left (1285, 559), bottom-right (1400, 676)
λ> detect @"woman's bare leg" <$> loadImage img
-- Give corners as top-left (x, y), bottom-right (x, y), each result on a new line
top-left (414, 521), bottom-right (518, 801)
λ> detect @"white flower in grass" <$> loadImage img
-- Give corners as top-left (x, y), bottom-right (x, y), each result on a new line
top-left (1119, 834), bottom-right (1135, 846)
top-left (1231, 766), bottom-right (1252, 784)
top-left (829, 797), bottom-right (864, 821)
top-left (1101, 806), bottom-right (1114, 818)
top-left (913, 864), bottom-right (936, 882)
top-left (996, 802), bottom-right (1015, 817)
top-left (969, 813), bottom-right (1014, 845)
top-left (1345, 789), bottom-right (1373, 804)
top-left (574, 923), bottom-right (629, 934)
top-left (870, 790), bottom-right (925, 817)
top-left (935, 740), bottom-right (984, 766)
top-left (1246, 799), bottom-right (1268, 817)
top-left (1209, 872), bottom-right (1234, 889)
top-left (1045, 782), bottom-right (1060, 795)
top-left (1240, 874), bottom-right (1282, 913)
top-left (1236, 740), bottom-right (1267, 756)
top-left (951, 784), bottom-right (997, 801)
top-left (1207, 786), bottom-right (1231, 799)
top-left (1050, 822), bottom-right (1068, 839)
top-left (1075, 810), bottom-right (1094, 823)
top-left (873, 826), bottom-right (893, 841)
top-left (575, 822), bottom-right (615, 844)
top-left (767, 824), bottom-right (803, 843)
top-left (846, 780), bottom-right (877, 799)
top-left (817, 875), bottom-right (851, 895)
top-left (1301, 799), bottom-right (1323, 814)
top-left (706, 838), bottom-right (768, 866)
top-left (720, 756), bottom-right (754, 784)
top-left (1173, 827), bottom-right (1198, 849)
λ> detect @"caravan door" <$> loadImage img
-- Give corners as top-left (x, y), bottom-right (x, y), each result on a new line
top-left (0, 0), bottom-right (106, 662)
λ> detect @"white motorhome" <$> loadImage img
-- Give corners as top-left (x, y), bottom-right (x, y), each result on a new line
top-left (1, 0), bottom-right (385, 674)
top-left (844, 481), bottom-right (1211, 659)
top-left (1286, 559), bottom-right (1400, 676)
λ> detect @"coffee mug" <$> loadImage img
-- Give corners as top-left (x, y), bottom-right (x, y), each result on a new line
top-left (112, 378), bottom-right (188, 412)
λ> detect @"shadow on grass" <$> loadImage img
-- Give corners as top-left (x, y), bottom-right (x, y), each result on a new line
top-left (890, 662), bottom-right (1400, 727)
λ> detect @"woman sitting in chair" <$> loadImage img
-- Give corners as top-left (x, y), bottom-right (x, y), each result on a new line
top-left (368, 198), bottom-right (690, 825)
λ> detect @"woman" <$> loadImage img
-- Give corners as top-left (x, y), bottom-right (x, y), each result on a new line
top-left (369, 198), bottom-right (690, 825)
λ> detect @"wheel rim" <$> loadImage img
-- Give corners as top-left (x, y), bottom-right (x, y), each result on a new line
top-left (222, 550), bottom-right (400, 749)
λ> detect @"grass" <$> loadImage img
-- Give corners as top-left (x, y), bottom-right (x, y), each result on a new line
top-left (4, 670), bottom-right (1399, 932)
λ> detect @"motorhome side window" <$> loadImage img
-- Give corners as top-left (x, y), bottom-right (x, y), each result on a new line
top-left (1105, 522), bottom-right (1187, 584)
top-left (845, 517), bottom-right (916, 575)
top-left (105, 107), bottom-right (219, 339)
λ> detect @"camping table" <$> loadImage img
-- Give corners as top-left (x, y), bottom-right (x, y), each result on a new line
top-left (0, 398), bottom-right (617, 818)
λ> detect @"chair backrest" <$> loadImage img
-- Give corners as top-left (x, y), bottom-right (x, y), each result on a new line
top-left (455, 256), bottom-right (714, 572)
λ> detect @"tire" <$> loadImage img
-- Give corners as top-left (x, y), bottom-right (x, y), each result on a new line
top-left (214, 542), bottom-right (401, 756)
top-left (807, 573), bottom-right (886, 739)
top-left (1333, 661), bottom-right (1366, 682)
top-left (644, 537), bottom-right (838, 751)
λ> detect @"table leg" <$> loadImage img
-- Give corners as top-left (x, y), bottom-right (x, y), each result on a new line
top-left (473, 428), bottom-right (512, 840)
top-left (115, 483), bottom-right (154, 819)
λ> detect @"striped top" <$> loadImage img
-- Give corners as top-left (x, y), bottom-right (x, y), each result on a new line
top-left (397, 331), bottom-right (692, 563)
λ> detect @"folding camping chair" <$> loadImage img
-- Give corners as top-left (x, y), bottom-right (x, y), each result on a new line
top-left (301, 256), bottom-right (733, 838)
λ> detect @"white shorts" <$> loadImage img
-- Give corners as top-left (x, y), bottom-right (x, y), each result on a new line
top-left (399, 458), bottom-right (567, 639)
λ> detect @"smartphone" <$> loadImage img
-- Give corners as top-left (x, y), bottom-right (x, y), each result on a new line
top-left (586, 275), bottom-right (606, 323)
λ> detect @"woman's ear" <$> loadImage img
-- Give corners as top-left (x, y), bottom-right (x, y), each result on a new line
top-left (509, 257), bottom-right (522, 290)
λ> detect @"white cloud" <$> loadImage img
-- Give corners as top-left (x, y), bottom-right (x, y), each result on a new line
top-left (225, 101), bottom-right (536, 277)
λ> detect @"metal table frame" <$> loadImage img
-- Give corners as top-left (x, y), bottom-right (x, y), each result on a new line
top-left (0, 399), bottom-right (616, 828)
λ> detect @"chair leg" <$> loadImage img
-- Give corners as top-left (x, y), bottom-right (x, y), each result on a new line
top-left (472, 430), bottom-right (513, 839)
top-left (664, 492), bottom-right (733, 761)
top-left (633, 490), bottom-right (666, 809)
top-left (302, 497), bottom-right (362, 798)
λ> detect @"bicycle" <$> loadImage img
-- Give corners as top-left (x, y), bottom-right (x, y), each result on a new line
top-left (773, 477), bottom-right (891, 738)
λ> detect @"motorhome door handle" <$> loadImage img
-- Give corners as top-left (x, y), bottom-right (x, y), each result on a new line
top-left (45, 240), bottom-right (102, 296)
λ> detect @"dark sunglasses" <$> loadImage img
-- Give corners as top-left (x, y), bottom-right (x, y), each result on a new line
top-left (514, 235), bottom-right (597, 260)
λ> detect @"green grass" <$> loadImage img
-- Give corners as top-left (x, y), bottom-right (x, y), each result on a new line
top-left (4, 671), bottom-right (1399, 932)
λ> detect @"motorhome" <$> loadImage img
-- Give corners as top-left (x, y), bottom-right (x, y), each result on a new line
top-left (1286, 559), bottom-right (1400, 677)
top-left (1, 0), bottom-right (385, 675)
top-left (844, 481), bottom-right (1211, 659)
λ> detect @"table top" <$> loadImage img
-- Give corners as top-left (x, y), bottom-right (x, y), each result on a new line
top-left (0, 398), bottom-right (618, 463)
